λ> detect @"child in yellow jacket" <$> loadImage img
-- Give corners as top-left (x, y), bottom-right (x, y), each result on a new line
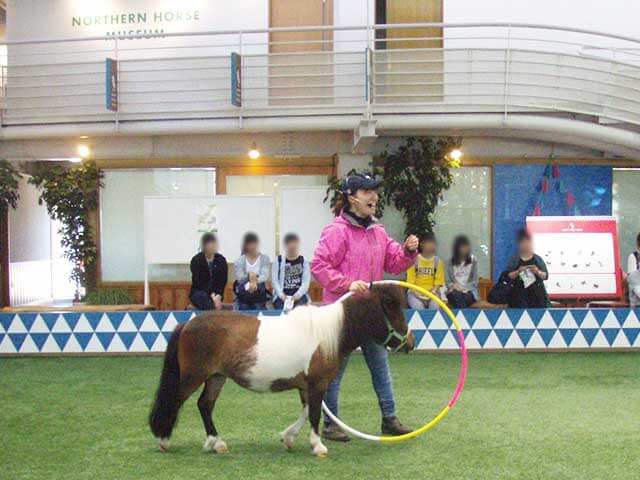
top-left (406, 232), bottom-right (446, 309)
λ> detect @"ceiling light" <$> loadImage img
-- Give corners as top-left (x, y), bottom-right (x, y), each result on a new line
top-left (78, 145), bottom-right (91, 158)
top-left (449, 149), bottom-right (463, 161)
top-left (248, 142), bottom-right (260, 160)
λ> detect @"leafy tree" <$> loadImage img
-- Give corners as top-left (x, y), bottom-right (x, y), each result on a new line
top-left (380, 137), bottom-right (461, 236)
top-left (324, 137), bottom-right (461, 236)
top-left (0, 160), bottom-right (20, 212)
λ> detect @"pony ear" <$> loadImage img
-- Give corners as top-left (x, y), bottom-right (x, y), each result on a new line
top-left (375, 284), bottom-right (405, 308)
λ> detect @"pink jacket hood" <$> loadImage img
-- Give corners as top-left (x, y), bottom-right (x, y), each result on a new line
top-left (311, 212), bottom-right (417, 304)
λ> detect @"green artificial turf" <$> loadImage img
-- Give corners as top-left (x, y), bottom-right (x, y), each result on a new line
top-left (1, 353), bottom-right (639, 480)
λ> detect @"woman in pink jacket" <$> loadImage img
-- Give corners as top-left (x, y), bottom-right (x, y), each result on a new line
top-left (312, 172), bottom-right (419, 441)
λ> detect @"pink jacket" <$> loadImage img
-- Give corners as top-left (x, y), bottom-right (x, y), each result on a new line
top-left (311, 212), bottom-right (417, 303)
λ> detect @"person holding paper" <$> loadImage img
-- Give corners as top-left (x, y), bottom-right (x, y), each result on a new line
top-left (506, 229), bottom-right (550, 308)
top-left (627, 233), bottom-right (640, 274)
top-left (272, 232), bottom-right (310, 311)
top-left (189, 233), bottom-right (228, 310)
top-left (628, 269), bottom-right (640, 308)
top-left (233, 232), bottom-right (271, 311)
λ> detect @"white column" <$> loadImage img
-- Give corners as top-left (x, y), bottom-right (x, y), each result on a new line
top-left (336, 153), bottom-right (372, 177)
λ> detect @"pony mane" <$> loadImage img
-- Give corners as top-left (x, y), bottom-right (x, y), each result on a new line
top-left (288, 303), bottom-right (344, 359)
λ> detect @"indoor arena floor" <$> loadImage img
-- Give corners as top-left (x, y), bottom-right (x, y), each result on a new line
top-left (1, 353), bottom-right (638, 480)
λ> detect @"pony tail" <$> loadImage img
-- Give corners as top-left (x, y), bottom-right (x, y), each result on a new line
top-left (149, 323), bottom-right (185, 441)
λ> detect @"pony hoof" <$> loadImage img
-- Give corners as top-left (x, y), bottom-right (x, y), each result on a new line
top-left (203, 436), bottom-right (228, 454)
top-left (280, 433), bottom-right (295, 450)
top-left (312, 445), bottom-right (328, 457)
top-left (214, 441), bottom-right (229, 454)
top-left (158, 438), bottom-right (170, 451)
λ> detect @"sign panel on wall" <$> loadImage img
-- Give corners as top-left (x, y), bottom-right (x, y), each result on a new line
top-left (231, 52), bottom-right (242, 107)
top-left (105, 58), bottom-right (118, 111)
top-left (526, 216), bottom-right (622, 299)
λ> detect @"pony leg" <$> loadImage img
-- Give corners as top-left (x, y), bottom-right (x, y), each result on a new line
top-left (307, 382), bottom-right (329, 457)
top-left (198, 374), bottom-right (228, 454)
top-left (280, 389), bottom-right (308, 450)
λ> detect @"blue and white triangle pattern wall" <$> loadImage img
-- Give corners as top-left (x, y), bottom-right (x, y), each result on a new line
top-left (408, 309), bottom-right (640, 350)
top-left (0, 311), bottom-right (196, 354)
top-left (0, 309), bottom-right (638, 354)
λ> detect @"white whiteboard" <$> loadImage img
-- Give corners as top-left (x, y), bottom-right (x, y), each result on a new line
top-left (144, 195), bottom-right (276, 264)
top-left (280, 186), bottom-right (334, 261)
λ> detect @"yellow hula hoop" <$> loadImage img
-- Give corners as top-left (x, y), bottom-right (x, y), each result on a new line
top-left (321, 280), bottom-right (469, 443)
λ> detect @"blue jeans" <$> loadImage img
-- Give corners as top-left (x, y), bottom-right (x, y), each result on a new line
top-left (190, 290), bottom-right (214, 310)
top-left (323, 338), bottom-right (396, 427)
top-left (235, 301), bottom-right (267, 311)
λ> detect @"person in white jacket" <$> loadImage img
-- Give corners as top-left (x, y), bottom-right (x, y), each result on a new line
top-left (628, 270), bottom-right (640, 308)
top-left (627, 233), bottom-right (640, 275)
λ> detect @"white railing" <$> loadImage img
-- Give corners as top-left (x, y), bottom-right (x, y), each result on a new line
top-left (9, 259), bottom-right (75, 307)
top-left (9, 260), bottom-right (52, 306)
top-left (2, 23), bottom-right (640, 128)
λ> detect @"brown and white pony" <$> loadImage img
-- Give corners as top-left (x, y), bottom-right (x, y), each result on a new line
top-left (149, 284), bottom-right (414, 457)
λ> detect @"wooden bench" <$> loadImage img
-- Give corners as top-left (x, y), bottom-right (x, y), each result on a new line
top-left (2, 304), bottom-right (155, 313)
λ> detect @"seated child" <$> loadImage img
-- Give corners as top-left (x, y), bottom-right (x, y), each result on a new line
top-left (406, 232), bottom-right (446, 309)
top-left (272, 232), bottom-right (310, 311)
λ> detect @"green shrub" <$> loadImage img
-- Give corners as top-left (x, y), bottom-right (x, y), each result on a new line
top-left (84, 288), bottom-right (134, 305)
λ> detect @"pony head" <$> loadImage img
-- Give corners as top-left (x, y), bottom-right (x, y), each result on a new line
top-left (344, 284), bottom-right (415, 353)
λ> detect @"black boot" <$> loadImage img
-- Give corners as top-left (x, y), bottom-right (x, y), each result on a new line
top-left (381, 416), bottom-right (413, 436)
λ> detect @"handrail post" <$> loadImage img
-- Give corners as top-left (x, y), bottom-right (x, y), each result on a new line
top-left (366, 22), bottom-right (374, 115)
top-left (1, 63), bottom-right (5, 127)
top-left (238, 30), bottom-right (243, 129)
top-left (503, 24), bottom-right (512, 120)
top-left (114, 36), bottom-right (119, 133)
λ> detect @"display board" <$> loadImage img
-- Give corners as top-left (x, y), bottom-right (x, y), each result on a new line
top-left (279, 186), bottom-right (333, 261)
top-left (144, 194), bottom-right (276, 264)
top-left (526, 216), bottom-right (622, 298)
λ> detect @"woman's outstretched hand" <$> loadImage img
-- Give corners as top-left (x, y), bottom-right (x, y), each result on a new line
top-left (404, 235), bottom-right (419, 253)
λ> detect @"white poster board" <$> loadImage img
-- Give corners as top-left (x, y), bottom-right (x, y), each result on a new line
top-left (279, 186), bottom-right (333, 261)
top-left (143, 194), bottom-right (275, 303)
top-left (526, 216), bottom-right (622, 298)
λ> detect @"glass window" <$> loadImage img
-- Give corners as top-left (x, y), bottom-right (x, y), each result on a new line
top-left (226, 174), bottom-right (328, 253)
top-left (100, 168), bottom-right (215, 282)
top-left (434, 167), bottom-right (492, 278)
top-left (371, 166), bottom-right (492, 279)
top-left (613, 168), bottom-right (640, 273)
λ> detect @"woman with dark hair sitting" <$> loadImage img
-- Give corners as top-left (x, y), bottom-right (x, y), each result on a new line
top-left (189, 233), bottom-right (228, 310)
top-left (446, 234), bottom-right (479, 308)
top-left (506, 229), bottom-right (550, 308)
top-left (234, 232), bottom-right (271, 310)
